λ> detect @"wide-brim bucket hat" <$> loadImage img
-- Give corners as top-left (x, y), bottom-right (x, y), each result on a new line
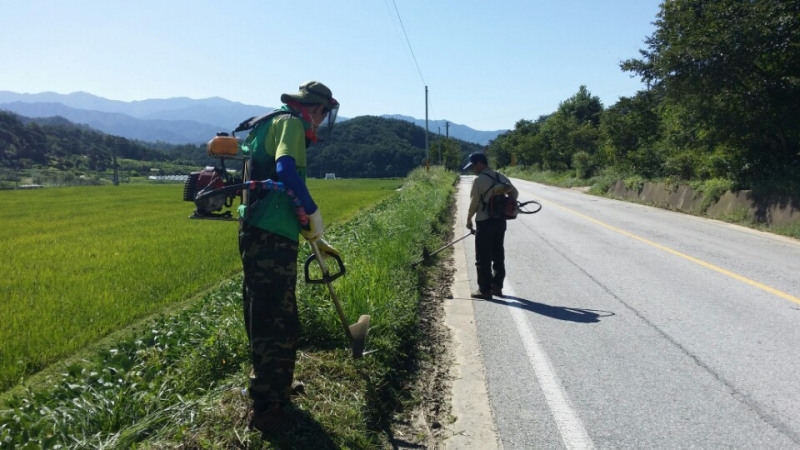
top-left (281, 81), bottom-right (336, 109)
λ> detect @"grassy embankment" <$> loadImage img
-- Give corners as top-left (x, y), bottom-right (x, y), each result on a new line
top-left (0, 168), bottom-right (456, 449)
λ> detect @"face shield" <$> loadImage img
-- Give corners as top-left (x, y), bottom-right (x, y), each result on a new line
top-left (321, 98), bottom-right (340, 139)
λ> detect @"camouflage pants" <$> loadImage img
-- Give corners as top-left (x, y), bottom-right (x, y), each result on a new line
top-left (239, 224), bottom-right (299, 410)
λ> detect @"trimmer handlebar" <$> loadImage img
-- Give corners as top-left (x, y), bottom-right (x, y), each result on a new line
top-left (304, 249), bottom-right (346, 284)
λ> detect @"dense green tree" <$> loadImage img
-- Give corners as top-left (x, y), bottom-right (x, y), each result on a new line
top-left (431, 138), bottom-right (464, 172)
top-left (622, 0), bottom-right (800, 186)
top-left (558, 85), bottom-right (604, 127)
top-left (599, 89), bottom-right (665, 177)
top-left (491, 87), bottom-right (603, 173)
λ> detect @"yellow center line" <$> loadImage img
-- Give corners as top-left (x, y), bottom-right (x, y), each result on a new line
top-left (540, 197), bottom-right (800, 306)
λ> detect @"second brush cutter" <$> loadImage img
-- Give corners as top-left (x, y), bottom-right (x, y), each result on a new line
top-left (412, 230), bottom-right (475, 267)
top-left (304, 240), bottom-right (370, 359)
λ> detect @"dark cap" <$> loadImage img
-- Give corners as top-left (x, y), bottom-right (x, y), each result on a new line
top-left (462, 152), bottom-right (488, 170)
top-left (280, 81), bottom-right (336, 109)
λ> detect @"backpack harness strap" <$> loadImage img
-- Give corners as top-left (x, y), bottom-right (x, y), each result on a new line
top-left (479, 171), bottom-right (508, 211)
top-left (233, 109), bottom-right (300, 134)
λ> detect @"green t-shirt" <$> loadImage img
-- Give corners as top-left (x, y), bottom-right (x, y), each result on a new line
top-left (243, 112), bottom-right (309, 241)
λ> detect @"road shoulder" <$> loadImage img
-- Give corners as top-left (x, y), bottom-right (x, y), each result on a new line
top-left (442, 180), bottom-right (501, 449)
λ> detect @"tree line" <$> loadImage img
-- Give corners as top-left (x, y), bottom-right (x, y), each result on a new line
top-left (488, 0), bottom-right (800, 195)
top-left (309, 116), bottom-right (481, 177)
top-left (0, 110), bottom-right (482, 184)
top-left (0, 112), bottom-right (185, 173)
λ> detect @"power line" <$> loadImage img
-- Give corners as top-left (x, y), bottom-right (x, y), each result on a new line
top-left (390, 0), bottom-right (426, 86)
top-left (380, 1), bottom-right (437, 125)
top-left (382, 0), bottom-right (412, 66)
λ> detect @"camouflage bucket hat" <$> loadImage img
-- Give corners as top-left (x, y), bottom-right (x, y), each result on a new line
top-left (281, 81), bottom-right (336, 109)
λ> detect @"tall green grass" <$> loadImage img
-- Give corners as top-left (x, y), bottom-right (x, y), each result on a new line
top-left (0, 168), bottom-right (455, 449)
top-left (0, 179), bottom-right (400, 391)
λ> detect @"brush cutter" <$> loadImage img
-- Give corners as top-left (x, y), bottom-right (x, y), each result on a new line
top-left (195, 179), bottom-right (369, 357)
top-left (413, 230), bottom-right (475, 267)
top-left (304, 240), bottom-right (371, 359)
top-left (411, 199), bottom-right (542, 267)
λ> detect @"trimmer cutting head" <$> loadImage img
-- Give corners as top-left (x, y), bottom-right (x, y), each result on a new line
top-left (421, 247), bottom-right (432, 260)
top-left (349, 315), bottom-right (371, 358)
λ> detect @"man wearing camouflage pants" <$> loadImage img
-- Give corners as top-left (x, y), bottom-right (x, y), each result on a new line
top-left (238, 81), bottom-right (340, 434)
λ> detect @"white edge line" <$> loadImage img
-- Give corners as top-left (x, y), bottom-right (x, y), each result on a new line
top-left (504, 285), bottom-right (595, 450)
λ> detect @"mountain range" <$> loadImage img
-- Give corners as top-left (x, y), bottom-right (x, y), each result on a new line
top-left (0, 91), bottom-right (506, 145)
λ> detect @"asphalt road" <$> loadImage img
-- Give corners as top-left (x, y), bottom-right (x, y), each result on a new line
top-left (455, 176), bottom-right (800, 450)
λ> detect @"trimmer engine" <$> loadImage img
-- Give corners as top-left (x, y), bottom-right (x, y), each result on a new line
top-left (183, 167), bottom-right (242, 219)
top-left (182, 132), bottom-right (245, 220)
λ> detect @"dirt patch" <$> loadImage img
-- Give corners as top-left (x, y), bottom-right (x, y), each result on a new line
top-left (389, 259), bottom-right (456, 450)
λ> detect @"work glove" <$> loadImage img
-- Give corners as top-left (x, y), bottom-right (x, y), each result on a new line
top-left (301, 209), bottom-right (324, 242)
top-left (466, 218), bottom-right (474, 231)
top-left (315, 238), bottom-right (340, 257)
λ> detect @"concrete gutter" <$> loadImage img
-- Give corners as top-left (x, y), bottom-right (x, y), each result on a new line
top-left (442, 183), bottom-right (502, 450)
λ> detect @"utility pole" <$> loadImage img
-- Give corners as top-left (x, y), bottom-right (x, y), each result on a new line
top-left (112, 137), bottom-right (120, 186)
top-left (445, 121), bottom-right (450, 138)
top-left (438, 125), bottom-right (443, 164)
top-left (425, 86), bottom-right (429, 169)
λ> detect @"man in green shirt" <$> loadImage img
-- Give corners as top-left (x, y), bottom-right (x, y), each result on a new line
top-left (239, 81), bottom-right (339, 434)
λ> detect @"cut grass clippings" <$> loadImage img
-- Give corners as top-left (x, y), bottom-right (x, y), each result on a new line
top-left (0, 168), bottom-right (456, 449)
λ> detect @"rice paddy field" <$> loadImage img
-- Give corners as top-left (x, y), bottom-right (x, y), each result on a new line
top-left (0, 178), bottom-right (401, 392)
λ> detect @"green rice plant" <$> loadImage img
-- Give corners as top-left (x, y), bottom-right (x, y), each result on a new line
top-left (0, 179), bottom-right (399, 391)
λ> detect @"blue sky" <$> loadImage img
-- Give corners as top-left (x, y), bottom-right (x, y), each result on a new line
top-left (0, 0), bottom-right (662, 131)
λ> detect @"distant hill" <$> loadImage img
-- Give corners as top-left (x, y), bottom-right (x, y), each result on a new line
top-left (0, 101), bottom-right (222, 144)
top-left (310, 116), bottom-right (484, 178)
top-left (0, 91), bottom-right (267, 119)
top-left (381, 114), bottom-right (506, 146)
top-left (0, 91), bottom-right (502, 145)
top-left (0, 110), bottom-right (483, 181)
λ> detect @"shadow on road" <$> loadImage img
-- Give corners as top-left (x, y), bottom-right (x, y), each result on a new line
top-left (486, 295), bottom-right (615, 323)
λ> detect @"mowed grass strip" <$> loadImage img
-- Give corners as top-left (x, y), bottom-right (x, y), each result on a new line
top-left (0, 179), bottom-right (400, 391)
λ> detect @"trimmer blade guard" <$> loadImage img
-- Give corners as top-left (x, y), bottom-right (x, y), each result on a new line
top-left (348, 315), bottom-right (371, 359)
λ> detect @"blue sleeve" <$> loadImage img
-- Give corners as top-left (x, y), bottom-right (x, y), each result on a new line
top-left (276, 155), bottom-right (318, 215)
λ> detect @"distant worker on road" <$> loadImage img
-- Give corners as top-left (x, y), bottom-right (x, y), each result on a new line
top-left (464, 152), bottom-right (518, 300)
top-left (239, 81), bottom-right (340, 434)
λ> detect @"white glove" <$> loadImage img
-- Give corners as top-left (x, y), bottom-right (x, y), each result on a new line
top-left (301, 209), bottom-right (324, 242)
